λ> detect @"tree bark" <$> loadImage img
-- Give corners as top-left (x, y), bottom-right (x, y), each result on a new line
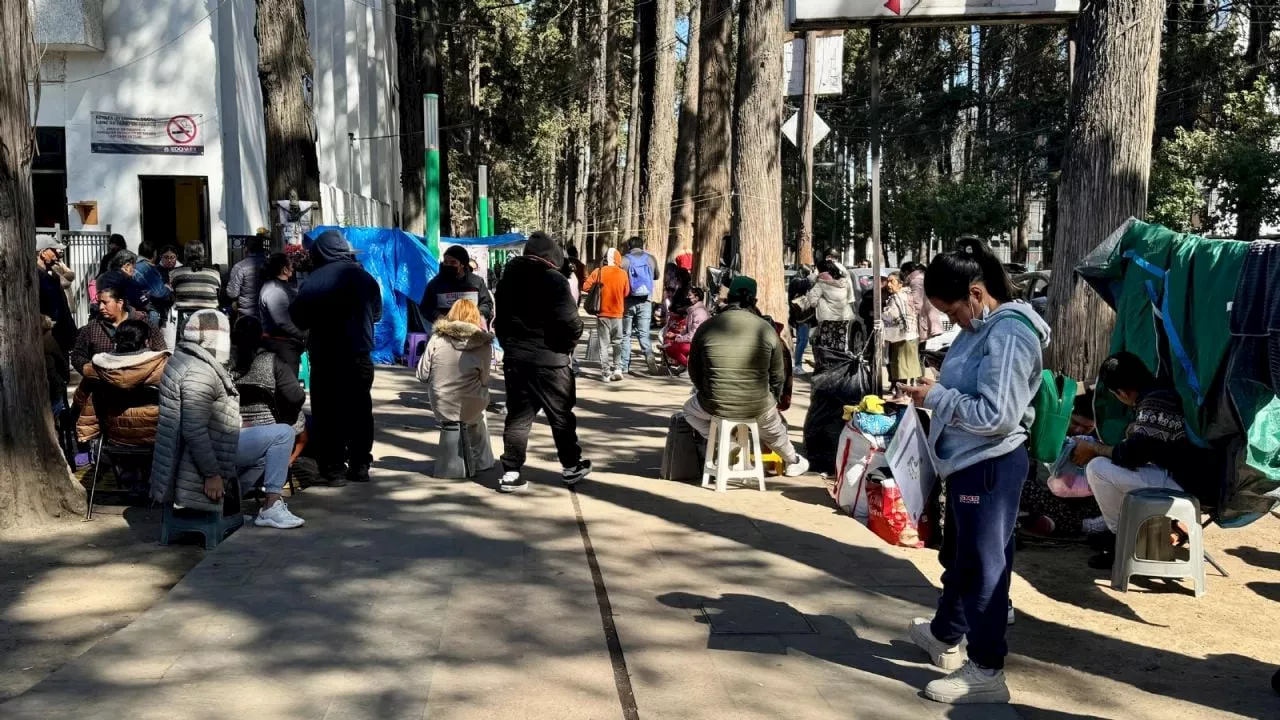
top-left (641, 0), bottom-right (678, 262)
top-left (1047, 0), bottom-right (1164, 380)
top-left (256, 0), bottom-right (322, 216)
top-left (590, 0), bottom-right (620, 260)
top-left (692, 0), bottom-right (734, 287)
top-left (570, 3), bottom-right (589, 253)
top-left (669, 1), bottom-right (700, 262)
top-left (0, 0), bottom-right (83, 527)
top-left (621, 9), bottom-right (644, 241)
top-left (731, 0), bottom-right (786, 324)
top-left (395, 2), bottom-right (424, 234)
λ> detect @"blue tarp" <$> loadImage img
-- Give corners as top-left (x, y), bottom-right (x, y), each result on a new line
top-left (441, 232), bottom-right (526, 248)
top-left (304, 226), bottom-right (438, 365)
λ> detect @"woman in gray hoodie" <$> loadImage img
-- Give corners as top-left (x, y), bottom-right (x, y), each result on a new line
top-left (900, 237), bottom-right (1049, 706)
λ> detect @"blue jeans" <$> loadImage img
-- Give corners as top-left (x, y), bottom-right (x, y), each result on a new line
top-left (235, 423), bottom-right (295, 496)
top-left (793, 324), bottom-right (811, 370)
top-left (620, 298), bottom-right (654, 372)
top-left (931, 446), bottom-right (1028, 670)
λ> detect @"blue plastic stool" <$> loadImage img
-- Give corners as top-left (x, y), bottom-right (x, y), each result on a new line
top-left (159, 502), bottom-right (244, 550)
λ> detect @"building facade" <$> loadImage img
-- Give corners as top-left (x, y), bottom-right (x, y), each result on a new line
top-left (31, 0), bottom-right (403, 264)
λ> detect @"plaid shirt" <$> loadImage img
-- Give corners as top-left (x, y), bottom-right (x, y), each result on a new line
top-left (70, 311), bottom-right (166, 375)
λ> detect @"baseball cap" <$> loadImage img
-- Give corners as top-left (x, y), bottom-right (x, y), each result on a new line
top-left (35, 236), bottom-right (62, 253)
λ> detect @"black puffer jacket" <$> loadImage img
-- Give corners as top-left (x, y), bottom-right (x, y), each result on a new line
top-left (421, 270), bottom-right (494, 324)
top-left (494, 238), bottom-right (582, 368)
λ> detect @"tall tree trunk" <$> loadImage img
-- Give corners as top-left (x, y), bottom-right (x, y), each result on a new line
top-left (640, 0), bottom-right (677, 262)
top-left (256, 0), bottom-right (321, 216)
top-left (570, 3), bottom-right (588, 253)
top-left (0, 0), bottom-right (83, 527)
top-left (1046, 0), bottom-right (1163, 380)
top-left (590, 0), bottom-right (620, 260)
top-left (669, 2), bottom-right (700, 262)
top-left (731, 0), bottom-right (786, 324)
top-left (621, 10), bottom-right (643, 240)
top-left (395, 4), bottom-right (424, 234)
top-left (692, 0), bottom-right (734, 287)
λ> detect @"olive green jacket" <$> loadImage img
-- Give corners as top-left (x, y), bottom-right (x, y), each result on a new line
top-left (688, 306), bottom-right (785, 419)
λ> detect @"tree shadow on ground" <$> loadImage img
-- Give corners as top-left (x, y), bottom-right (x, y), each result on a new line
top-left (1225, 546), bottom-right (1280, 572)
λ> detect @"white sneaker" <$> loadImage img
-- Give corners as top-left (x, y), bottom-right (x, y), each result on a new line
top-left (783, 454), bottom-right (811, 478)
top-left (923, 661), bottom-right (1010, 705)
top-left (255, 500), bottom-right (305, 529)
top-left (498, 471), bottom-right (528, 493)
top-left (601, 371), bottom-right (613, 384)
top-left (610, 370), bottom-right (624, 382)
top-left (908, 618), bottom-right (964, 670)
top-left (1082, 516), bottom-right (1108, 535)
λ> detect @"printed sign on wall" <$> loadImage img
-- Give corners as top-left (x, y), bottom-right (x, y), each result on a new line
top-left (91, 112), bottom-right (204, 155)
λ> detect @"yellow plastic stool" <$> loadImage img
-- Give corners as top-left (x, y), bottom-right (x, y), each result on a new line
top-left (761, 452), bottom-right (785, 476)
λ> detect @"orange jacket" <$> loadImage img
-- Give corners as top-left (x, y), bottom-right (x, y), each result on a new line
top-left (582, 249), bottom-right (630, 319)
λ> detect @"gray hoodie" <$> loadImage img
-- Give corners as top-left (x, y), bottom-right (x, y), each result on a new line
top-left (922, 301), bottom-right (1050, 478)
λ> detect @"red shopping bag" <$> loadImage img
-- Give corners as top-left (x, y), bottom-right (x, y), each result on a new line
top-left (865, 470), bottom-right (923, 548)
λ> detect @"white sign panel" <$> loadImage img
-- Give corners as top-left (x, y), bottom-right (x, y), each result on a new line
top-left (782, 111), bottom-right (831, 149)
top-left (90, 112), bottom-right (204, 155)
top-left (884, 402), bottom-right (937, 526)
top-left (788, 0), bottom-right (1080, 30)
top-left (783, 33), bottom-right (845, 96)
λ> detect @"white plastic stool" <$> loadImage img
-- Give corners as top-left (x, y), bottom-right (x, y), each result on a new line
top-left (701, 417), bottom-right (766, 492)
top-left (1111, 487), bottom-right (1206, 597)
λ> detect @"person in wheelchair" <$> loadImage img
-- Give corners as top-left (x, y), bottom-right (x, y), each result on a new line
top-left (73, 320), bottom-right (169, 492)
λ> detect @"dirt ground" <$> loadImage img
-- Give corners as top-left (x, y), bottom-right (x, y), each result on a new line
top-left (0, 502), bottom-right (203, 702)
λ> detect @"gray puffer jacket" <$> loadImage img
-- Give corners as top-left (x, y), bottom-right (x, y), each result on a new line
top-left (149, 342), bottom-right (241, 513)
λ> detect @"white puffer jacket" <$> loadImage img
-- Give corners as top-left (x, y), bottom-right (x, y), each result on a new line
top-left (799, 273), bottom-right (855, 322)
top-left (149, 342), bottom-right (241, 513)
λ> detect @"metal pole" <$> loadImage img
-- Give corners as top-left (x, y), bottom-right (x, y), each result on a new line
top-left (425, 93), bottom-right (442, 256)
top-left (870, 25), bottom-right (883, 394)
top-left (797, 31), bottom-right (817, 266)
top-left (477, 164), bottom-right (490, 238)
top-left (347, 133), bottom-right (356, 224)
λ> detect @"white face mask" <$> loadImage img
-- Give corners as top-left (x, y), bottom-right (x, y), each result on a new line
top-left (967, 295), bottom-right (992, 331)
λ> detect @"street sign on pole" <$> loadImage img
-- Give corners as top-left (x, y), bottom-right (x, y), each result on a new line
top-left (782, 32), bottom-right (845, 96)
top-left (782, 112), bottom-right (830, 149)
top-left (787, 0), bottom-right (1080, 30)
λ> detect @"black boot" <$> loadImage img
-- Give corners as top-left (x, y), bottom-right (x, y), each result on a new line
top-left (347, 463), bottom-right (371, 483)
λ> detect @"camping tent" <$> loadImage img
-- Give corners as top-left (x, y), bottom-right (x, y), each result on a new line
top-left (304, 226), bottom-right (438, 365)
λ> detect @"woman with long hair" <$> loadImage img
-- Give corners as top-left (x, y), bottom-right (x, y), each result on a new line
top-left (415, 299), bottom-right (496, 475)
top-left (899, 237), bottom-right (1049, 706)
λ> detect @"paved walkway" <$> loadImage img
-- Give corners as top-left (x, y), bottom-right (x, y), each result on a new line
top-left (4, 362), bottom-right (1020, 720)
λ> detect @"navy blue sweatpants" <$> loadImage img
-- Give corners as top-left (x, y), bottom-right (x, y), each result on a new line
top-left (930, 446), bottom-right (1028, 670)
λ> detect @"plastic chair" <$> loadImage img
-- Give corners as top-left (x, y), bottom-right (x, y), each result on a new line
top-left (1111, 487), bottom-right (1206, 597)
top-left (433, 421), bottom-right (473, 479)
top-left (406, 332), bottom-right (430, 369)
top-left (701, 417), bottom-right (766, 493)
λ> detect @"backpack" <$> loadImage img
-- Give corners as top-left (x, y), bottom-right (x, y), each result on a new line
top-left (627, 253), bottom-right (655, 297)
top-left (999, 313), bottom-right (1077, 464)
top-left (583, 273), bottom-right (604, 316)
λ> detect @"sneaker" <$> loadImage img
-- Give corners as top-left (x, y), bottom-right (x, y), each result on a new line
top-left (783, 455), bottom-right (811, 478)
top-left (908, 618), bottom-right (964, 670)
top-left (601, 371), bottom-right (614, 384)
top-left (923, 661), bottom-right (1010, 704)
top-left (646, 356), bottom-right (658, 375)
top-left (1082, 516), bottom-right (1108, 535)
top-left (610, 370), bottom-right (624, 382)
top-left (498, 471), bottom-right (528, 494)
top-left (561, 460), bottom-right (592, 486)
top-left (255, 500), bottom-right (305, 529)
top-left (347, 464), bottom-right (371, 483)
top-left (321, 464), bottom-right (348, 487)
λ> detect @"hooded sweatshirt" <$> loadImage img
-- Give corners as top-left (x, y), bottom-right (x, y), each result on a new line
top-left (922, 301), bottom-right (1050, 477)
top-left (421, 257), bottom-right (495, 324)
top-left (290, 230), bottom-right (383, 359)
top-left (494, 234), bottom-right (583, 367)
top-left (416, 319), bottom-right (494, 423)
top-left (582, 248), bottom-right (629, 319)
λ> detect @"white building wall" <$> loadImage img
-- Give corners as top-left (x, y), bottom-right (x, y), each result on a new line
top-left (35, 0), bottom-right (402, 264)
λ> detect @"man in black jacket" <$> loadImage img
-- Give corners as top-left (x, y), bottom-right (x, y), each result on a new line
top-left (290, 230), bottom-right (383, 485)
top-left (494, 232), bottom-right (590, 493)
top-left (421, 245), bottom-right (495, 325)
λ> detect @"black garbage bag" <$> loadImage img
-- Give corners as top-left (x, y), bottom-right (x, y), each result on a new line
top-left (803, 352), bottom-right (872, 474)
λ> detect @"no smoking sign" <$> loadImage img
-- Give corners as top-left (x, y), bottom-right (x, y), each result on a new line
top-left (166, 115), bottom-right (198, 145)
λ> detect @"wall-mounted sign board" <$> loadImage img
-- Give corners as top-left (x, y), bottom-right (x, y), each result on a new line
top-left (788, 0), bottom-right (1080, 30)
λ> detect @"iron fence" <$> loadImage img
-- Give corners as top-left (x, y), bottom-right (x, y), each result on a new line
top-left (38, 224), bottom-right (112, 326)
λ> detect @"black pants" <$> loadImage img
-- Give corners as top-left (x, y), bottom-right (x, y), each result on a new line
top-left (263, 336), bottom-right (305, 375)
top-left (309, 353), bottom-right (375, 471)
top-left (931, 446), bottom-right (1028, 670)
top-left (501, 362), bottom-right (582, 471)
